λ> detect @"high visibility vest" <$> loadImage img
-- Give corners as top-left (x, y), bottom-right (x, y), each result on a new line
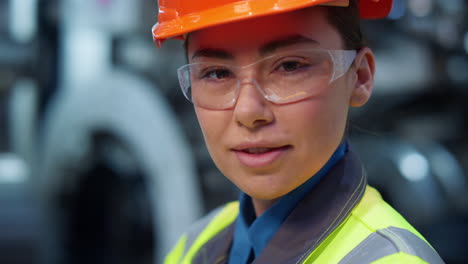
top-left (165, 151), bottom-right (444, 264)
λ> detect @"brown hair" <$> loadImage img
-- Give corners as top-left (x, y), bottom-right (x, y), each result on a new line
top-left (326, 0), bottom-right (368, 49)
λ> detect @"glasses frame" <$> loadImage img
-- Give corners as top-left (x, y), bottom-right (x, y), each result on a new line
top-left (177, 48), bottom-right (357, 109)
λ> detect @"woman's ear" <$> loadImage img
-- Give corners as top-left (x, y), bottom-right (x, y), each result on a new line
top-left (349, 47), bottom-right (375, 107)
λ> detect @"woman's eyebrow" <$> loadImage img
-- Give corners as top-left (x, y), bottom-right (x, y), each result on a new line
top-left (190, 35), bottom-right (318, 60)
top-left (259, 35), bottom-right (319, 56)
top-left (191, 48), bottom-right (235, 61)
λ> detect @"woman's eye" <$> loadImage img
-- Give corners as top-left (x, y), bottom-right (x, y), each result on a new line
top-left (203, 69), bottom-right (232, 79)
top-left (277, 61), bottom-right (308, 72)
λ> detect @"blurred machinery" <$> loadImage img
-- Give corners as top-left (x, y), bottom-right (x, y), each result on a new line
top-left (2, 0), bottom-right (203, 264)
top-left (351, 137), bottom-right (468, 263)
top-left (38, 70), bottom-right (203, 263)
top-left (38, 0), bottom-right (204, 263)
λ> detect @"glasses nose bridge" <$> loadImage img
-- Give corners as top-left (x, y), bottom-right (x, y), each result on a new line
top-left (235, 66), bottom-right (268, 103)
top-left (237, 61), bottom-right (261, 81)
top-left (235, 81), bottom-right (271, 109)
top-left (236, 61), bottom-right (269, 95)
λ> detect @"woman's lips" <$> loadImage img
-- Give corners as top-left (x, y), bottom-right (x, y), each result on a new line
top-left (233, 145), bottom-right (292, 168)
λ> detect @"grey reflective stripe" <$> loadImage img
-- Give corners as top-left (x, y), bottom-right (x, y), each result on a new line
top-left (378, 227), bottom-right (444, 263)
top-left (192, 223), bottom-right (235, 264)
top-left (180, 206), bottom-right (225, 259)
top-left (339, 226), bottom-right (444, 264)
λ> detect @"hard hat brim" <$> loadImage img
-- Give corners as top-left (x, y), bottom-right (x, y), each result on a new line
top-left (153, 0), bottom-right (392, 42)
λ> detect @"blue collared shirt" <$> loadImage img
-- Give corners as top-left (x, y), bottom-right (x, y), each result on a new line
top-left (227, 143), bottom-right (347, 264)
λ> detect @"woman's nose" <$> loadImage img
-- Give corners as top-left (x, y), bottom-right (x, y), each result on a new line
top-left (233, 80), bottom-right (274, 129)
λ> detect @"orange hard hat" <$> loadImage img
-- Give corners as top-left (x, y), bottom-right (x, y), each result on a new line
top-left (152, 0), bottom-right (393, 47)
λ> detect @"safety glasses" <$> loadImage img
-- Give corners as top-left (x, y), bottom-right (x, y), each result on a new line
top-left (177, 49), bottom-right (356, 110)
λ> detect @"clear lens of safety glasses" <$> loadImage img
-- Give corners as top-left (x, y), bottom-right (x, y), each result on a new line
top-left (177, 49), bottom-right (356, 110)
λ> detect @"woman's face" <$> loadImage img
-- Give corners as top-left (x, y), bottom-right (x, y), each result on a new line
top-left (187, 7), bottom-right (373, 201)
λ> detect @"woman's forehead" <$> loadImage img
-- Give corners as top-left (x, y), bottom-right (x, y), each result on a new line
top-left (187, 7), bottom-right (343, 55)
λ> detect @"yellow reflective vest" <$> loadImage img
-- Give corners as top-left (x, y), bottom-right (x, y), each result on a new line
top-left (165, 150), bottom-right (444, 264)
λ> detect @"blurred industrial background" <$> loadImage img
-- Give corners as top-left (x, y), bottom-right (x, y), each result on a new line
top-left (0, 0), bottom-right (467, 263)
